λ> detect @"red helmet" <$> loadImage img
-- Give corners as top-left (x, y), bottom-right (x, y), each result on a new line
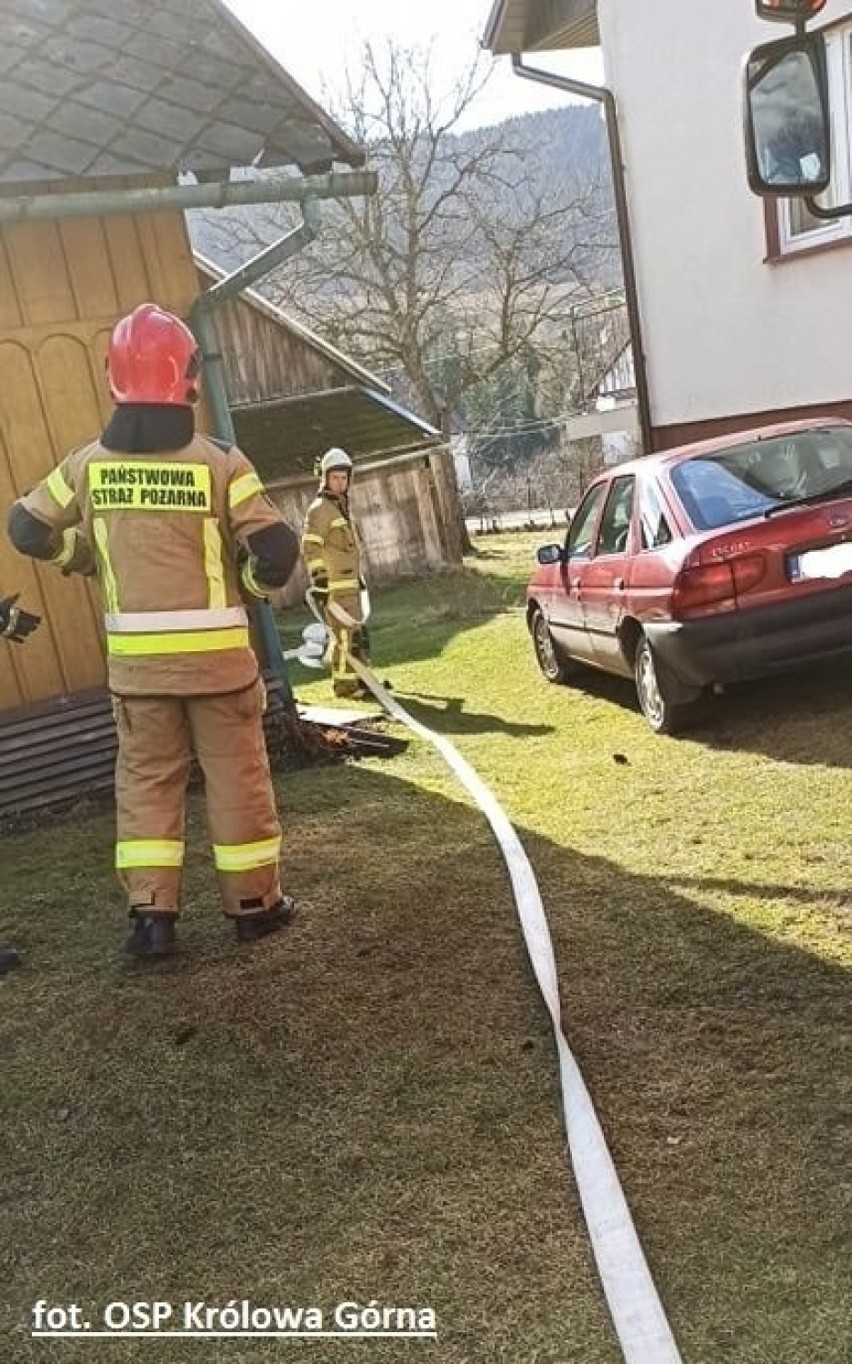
top-left (107, 303), bottom-right (201, 405)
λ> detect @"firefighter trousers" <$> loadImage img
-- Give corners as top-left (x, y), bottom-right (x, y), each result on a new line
top-left (325, 590), bottom-right (370, 698)
top-left (113, 678), bottom-right (284, 919)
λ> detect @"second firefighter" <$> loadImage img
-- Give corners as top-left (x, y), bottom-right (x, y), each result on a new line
top-left (301, 448), bottom-right (370, 699)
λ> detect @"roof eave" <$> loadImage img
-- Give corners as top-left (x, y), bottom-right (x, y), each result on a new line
top-left (482, 0), bottom-right (599, 55)
top-left (214, 0), bottom-right (366, 168)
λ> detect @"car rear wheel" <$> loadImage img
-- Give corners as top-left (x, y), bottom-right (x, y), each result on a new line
top-left (531, 609), bottom-right (572, 684)
top-left (634, 634), bottom-right (695, 735)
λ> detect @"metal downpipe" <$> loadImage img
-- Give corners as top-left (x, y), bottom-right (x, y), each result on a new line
top-left (189, 198), bottom-right (325, 705)
top-left (510, 55), bottom-right (654, 455)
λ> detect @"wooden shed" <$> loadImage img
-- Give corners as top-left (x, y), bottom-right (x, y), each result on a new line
top-left (0, 0), bottom-right (375, 717)
top-left (194, 255), bottom-right (459, 607)
top-left (0, 0), bottom-right (401, 816)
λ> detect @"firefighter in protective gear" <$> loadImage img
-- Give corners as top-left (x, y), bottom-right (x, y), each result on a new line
top-left (301, 447), bottom-right (370, 698)
top-left (0, 593), bottom-right (40, 643)
top-left (8, 302), bottom-right (301, 960)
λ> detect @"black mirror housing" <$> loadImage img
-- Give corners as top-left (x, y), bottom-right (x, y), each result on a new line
top-left (744, 31), bottom-right (831, 196)
top-left (755, 0), bottom-right (826, 23)
top-left (536, 544), bottom-right (563, 565)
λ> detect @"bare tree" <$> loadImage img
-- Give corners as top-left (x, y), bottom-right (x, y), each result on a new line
top-left (231, 41), bottom-right (615, 439)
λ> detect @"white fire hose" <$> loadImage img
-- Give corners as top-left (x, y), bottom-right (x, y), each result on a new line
top-left (301, 592), bottom-right (683, 1364)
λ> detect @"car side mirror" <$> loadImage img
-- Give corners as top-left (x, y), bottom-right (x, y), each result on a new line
top-left (743, 31), bottom-right (830, 196)
top-left (536, 544), bottom-right (563, 565)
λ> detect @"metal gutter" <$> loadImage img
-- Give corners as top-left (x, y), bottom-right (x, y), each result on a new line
top-left (511, 55), bottom-right (654, 454)
top-left (0, 170), bottom-right (376, 225)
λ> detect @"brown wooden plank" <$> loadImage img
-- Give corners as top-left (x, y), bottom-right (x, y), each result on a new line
top-left (3, 221), bottom-right (76, 326)
top-left (37, 331), bottom-right (106, 454)
top-left (59, 217), bottom-right (119, 320)
top-left (0, 340), bottom-right (67, 700)
top-left (0, 233), bottom-right (23, 331)
top-left (29, 333), bottom-right (106, 688)
top-left (102, 214), bottom-right (152, 311)
top-left (135, 210), bottom-right (198, 318)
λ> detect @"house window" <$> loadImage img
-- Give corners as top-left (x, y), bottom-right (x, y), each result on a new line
top-left (777, 23), bottom-right (852, 254)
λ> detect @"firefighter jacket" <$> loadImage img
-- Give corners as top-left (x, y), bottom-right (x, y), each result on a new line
top-left (10, 434), bottom-right (299, 696)
top-left (301, 490), bottom-right (362, 599)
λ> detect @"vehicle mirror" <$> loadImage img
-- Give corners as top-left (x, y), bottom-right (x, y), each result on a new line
top-left (744, 32), bottom-right (830, 196)
top-left (754, 0), bottom-right (826, 22)
top-left (536, 544), bottom-right (563, 565)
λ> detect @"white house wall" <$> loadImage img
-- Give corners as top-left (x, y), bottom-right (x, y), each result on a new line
top-left (597, 0), bottom-right (852, 434)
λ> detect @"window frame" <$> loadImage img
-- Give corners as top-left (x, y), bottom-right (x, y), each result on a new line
top-left (566, 482), bottom-right (608, 560)
top-left (596, 475), bottom-right (636, 557)
top-left (776, 21), bottom-right (852, 255)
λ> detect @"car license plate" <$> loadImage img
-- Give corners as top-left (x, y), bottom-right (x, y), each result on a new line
top-left (789, 541), bottom-right (852, 582)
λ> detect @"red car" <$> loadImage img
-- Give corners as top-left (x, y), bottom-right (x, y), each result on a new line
top-left (526, 418), bottom-right (852, 733)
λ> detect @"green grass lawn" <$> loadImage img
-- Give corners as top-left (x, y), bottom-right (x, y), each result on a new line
top-left (1, 532), bottom-right (849, 1363)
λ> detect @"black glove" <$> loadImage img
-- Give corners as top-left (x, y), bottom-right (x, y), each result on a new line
top-left (310, 572), bottom-right (329, 604)
top-left (0, 594), bottom-right (41, 643)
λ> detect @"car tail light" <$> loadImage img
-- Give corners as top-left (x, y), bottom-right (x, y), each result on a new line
top-left (672, 553), bottom-right (766, 617)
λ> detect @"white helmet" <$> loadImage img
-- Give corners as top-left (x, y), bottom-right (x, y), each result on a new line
top-left (319, 447), bottom-right (353, 478)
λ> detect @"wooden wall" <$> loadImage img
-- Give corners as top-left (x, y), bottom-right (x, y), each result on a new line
top-left (267, 447), bottom-right (458, 610)
top-left (0, 211), bottom-right (460, 718)
top-left (196, 263), bottom-right (351, 406)
top-left (0, 206), bottom-right (201, 710)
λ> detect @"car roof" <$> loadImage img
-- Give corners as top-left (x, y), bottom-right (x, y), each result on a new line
top-left (599, 417), bottom-right (852, 481)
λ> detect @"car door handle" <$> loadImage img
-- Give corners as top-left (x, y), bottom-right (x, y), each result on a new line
top-left (613, 577), bottom-right (625, 590)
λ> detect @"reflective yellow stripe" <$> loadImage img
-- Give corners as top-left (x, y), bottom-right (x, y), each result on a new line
top-left (203, 519), bottom-right (226, 609)
top-left (107, 627), bottom-right (249, 656)
top-left (306, 556), bottom-right (325, 572)
top-left (228, 471), bottom-right (263, 508)
top-left (303, 533), bottom-right (324, 546)
top-left (329, 578), bottom-right (359, 591)
top-left (93, 518), bottom-right (119, 613)
top-left (116, 839), bottom-right (185, 869)
top-left (52, 527), bottom-right (78, 567)
top-left (213, 835), bottom-right (281, 872)
top-left (46, 467), bottom-right (75, 509)
top-left (240, 557), bottom-right (267, 599)
top-left (329, 517), bottom-right (348, 529)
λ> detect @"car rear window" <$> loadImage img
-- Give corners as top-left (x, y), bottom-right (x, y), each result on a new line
top-left (670, 427), bottom-right (852, 529)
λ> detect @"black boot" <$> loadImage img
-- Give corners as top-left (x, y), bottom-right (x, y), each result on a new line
top-left (0, 946), bottom-right (22, 975)
top-left (125, 913), bottom-right (177, 959)
top-left (234, 897), bottom-right (297, 943)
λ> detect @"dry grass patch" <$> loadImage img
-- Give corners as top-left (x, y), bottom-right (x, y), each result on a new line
top-left (1, 533), bottom-right (849, 1363)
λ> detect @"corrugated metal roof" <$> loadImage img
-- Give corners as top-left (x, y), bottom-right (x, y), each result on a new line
top-left (0, 0), bottom-right (364, 188)
top-left (0, 680), bottom-right (404, 823)
top-left (232, 386), bottom-right (442, 481)
top-left (482, 0), bottom-right (599, 54)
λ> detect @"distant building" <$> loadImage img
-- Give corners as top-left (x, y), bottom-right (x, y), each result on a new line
top-left (595, 341), bottom-right (638, 465)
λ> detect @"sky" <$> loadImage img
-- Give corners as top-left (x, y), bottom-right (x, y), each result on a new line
top-left (222, 0), bottom-right (605, 132)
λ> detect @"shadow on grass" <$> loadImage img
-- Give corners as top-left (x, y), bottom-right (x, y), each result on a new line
top-left (383, 692), bottom-right (554, 740)
top-left (0, 763), bottom-right (848, 1363)
top-left (534, 655), bottom-right (852, 768)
